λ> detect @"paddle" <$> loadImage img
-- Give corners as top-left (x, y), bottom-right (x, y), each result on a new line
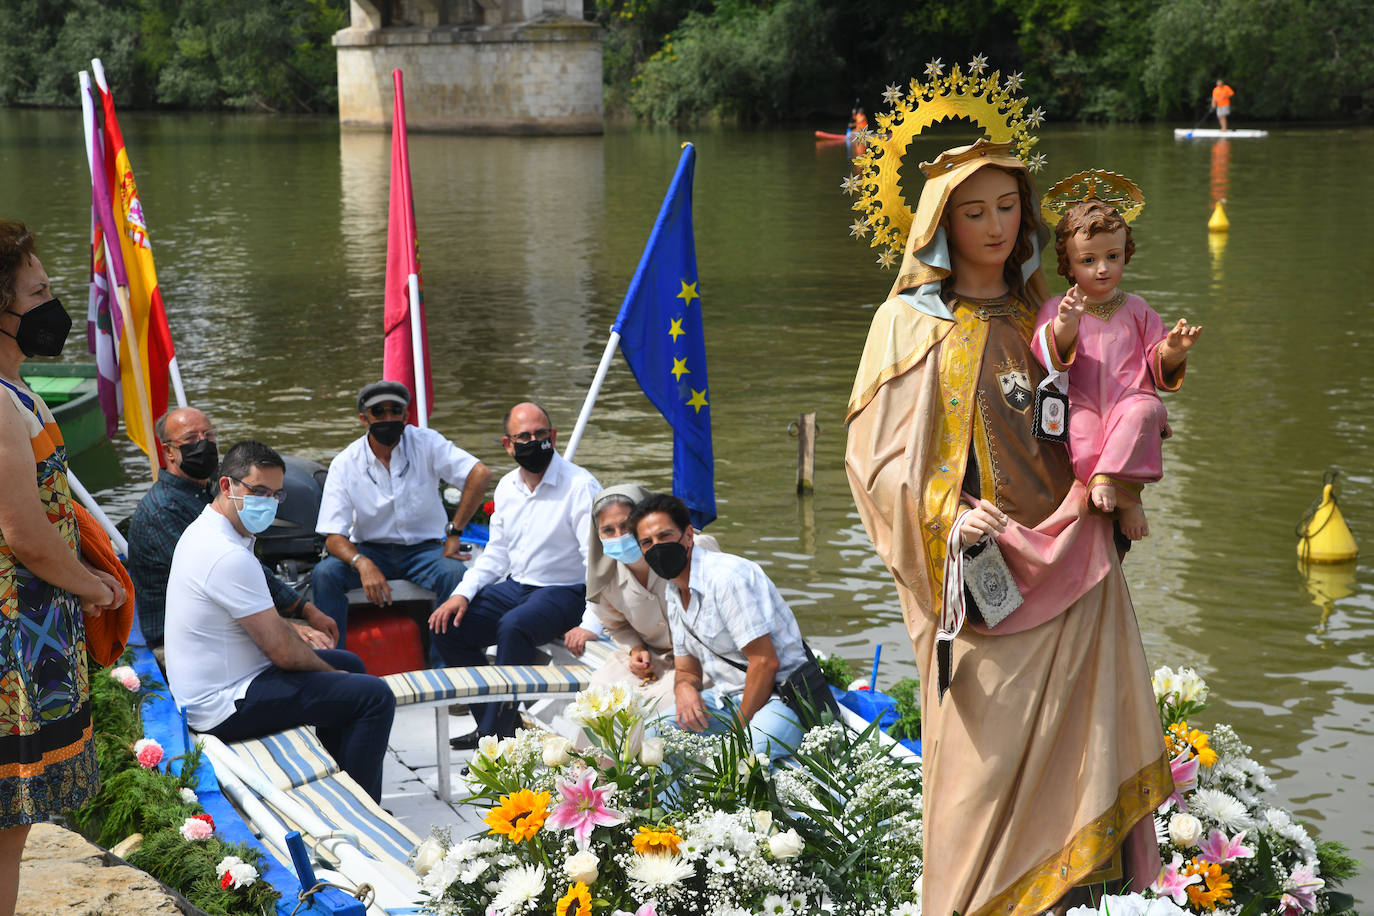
top-left (1190, 104), bottom-right (1214, 130)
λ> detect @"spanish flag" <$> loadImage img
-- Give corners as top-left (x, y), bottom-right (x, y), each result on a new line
top-left (93, 65), bottom-right (176, 459)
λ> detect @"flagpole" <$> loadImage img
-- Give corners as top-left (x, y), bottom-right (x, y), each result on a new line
top-left (81, 69), bottom-right (160, 481)
top-left (168, 357), bottom-right (188, 408)
top-left (67, 469), bottom-right (129, 555)
top-left (562, 329), bottom-right (621, 463)
top-left (393, 70), bottom-right (428, 428)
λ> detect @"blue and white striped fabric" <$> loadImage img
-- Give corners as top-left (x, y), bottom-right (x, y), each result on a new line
top-left (383, 664), bottom-right (590, 706)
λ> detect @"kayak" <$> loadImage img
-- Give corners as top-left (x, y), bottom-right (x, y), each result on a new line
top-left (815, 130), bottom-right (850, 142)
top-left (1174, 128), bottom-right (1268, 139)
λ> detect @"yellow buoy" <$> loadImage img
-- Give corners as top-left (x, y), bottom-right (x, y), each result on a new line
top-left (1297, 475), bottom-right (1358, 563)
top-left (1208, 200), bottom-right (1230, 232)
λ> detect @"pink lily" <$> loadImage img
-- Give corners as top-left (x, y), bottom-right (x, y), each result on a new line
top-left (544, 768), bottom-right (625, 849)
top-left (1165, 749), bottom-right (1199, 811)
top-left (1278, 863), bottom-right (1324, 915)
top-left (1197, 828), bottom-right (1254, 865)
top-left (611, 904), bottom-right (658, 916)
top-left (1150, 852), bottom-right (1202, 904)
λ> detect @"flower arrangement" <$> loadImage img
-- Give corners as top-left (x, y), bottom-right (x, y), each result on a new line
top-left (418, 667), bottom-right (1360, 916)
top-left (416, 683), bottom-right (921, 915)
top-left (76, 654), bottom-right (279, 916)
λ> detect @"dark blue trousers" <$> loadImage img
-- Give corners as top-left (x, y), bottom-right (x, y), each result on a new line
top-left (431, 578), bottom-right (585, 737)
top-left (206, 650), bottom-right (396, 802)
top-left (311, 541), bottom-right (466, 649)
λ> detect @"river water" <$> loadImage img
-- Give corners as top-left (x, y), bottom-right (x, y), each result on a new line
top-left (3, 108), bottom-right (1373, 900)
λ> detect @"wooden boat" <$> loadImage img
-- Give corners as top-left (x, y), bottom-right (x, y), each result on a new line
top-left (21, 362), bottom-right (107, 457)
top-left (1174, 127), bottom-right (1269, 139)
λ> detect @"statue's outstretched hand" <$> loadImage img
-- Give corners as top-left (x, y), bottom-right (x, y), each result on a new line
top-left (1165, 318), bottom-right (1202, 355)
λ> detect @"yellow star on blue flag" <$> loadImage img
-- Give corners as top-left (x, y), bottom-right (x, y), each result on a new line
top-left (611, 143), bottom-right (716, 527)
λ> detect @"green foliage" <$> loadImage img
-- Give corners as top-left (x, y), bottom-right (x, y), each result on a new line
top-left (127, 831), bottom-right (278, 916)
top-left (0, 0), bottom-right (345, 111)
top-left (815, 651), bottom-right (854, 689)
top-left (885, 676), bottom-right (922, 742)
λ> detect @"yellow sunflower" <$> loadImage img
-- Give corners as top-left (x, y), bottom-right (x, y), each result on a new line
top-left (633, 824), bottom-right (682, 855)
top-left (1166, 721), bottom-right (1219, 768)
top-left (483, 788), bottom-right (551, 843)
top-left (1184, 857), bottom-right (1234, 911)
top-left (556, 881), bottom-right (593, 916)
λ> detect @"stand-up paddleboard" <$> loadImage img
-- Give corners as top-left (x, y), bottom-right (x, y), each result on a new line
top-left (1175, 128), bottom-right (1268, 139)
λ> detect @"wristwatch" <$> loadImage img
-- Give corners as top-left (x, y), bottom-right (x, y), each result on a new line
top-left (445, 523), bottom-right (460, 538)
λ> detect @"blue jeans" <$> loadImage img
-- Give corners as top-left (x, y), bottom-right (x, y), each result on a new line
top-left (206, 650), bottom-right (396, 802)
top-left (311, 541), bottom-right (466, 649)
top-left (665, 688), bottom-right (804, 760)
top-left (430, 578), bottom-right (586, 737)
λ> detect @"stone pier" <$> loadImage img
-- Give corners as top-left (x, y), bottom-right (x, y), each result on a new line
top-left (333, 0), bottom-right (604, 134)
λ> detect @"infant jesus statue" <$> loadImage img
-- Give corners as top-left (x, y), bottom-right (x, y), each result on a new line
top-left (1035, 198), bottom-right (1202, 539)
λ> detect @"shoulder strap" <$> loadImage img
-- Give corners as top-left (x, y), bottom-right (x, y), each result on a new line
top-left (679, 613), bottom-right (749, 674)
top-left (0, 376), bottom-right (38, 416)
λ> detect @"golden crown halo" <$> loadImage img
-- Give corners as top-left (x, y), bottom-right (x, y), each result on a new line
top-left (843, 55), bottom-right (1046, 266)
top-left (1039, 169), bottom-right (1146, 227)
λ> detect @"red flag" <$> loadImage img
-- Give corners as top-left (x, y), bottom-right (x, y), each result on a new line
top-left (382, 70), bottom-right (432, 426)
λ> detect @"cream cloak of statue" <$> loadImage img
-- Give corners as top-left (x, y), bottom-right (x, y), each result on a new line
top-left (844, 140), bottom-right (1172, 915)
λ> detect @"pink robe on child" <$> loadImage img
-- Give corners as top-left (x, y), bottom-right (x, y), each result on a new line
top-left (1034, 292), bottom-right (1183, 498)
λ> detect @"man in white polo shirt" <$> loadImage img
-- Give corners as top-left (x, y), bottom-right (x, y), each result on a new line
top-left (629, 492), bottom-right (808, 760)
top-left (313, 380), bottom-right (492, 647)
top-left (165, 440), bottom-right (395, 801)
top-left (429, 402), bottom-right (601, 739)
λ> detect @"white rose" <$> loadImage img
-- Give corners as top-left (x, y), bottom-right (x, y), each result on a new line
top-left (1169, 812), bottom-right (1203, 848)
top-left (542, 735), bottom-right (573, 768)
top-left (767, 828), bottom-right (803, 859)
top-left (639, 736), bottom-right (665, 767)
top-left (413, 837), bottom-right (444, 877)
top-left (563, 849), bottom-right (599, 884)
top-left (752, 810), bottom-right (773, 834)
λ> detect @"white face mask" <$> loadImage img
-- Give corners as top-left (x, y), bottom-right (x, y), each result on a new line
top-left (600, 532), bottom-right (642, 564)
top-left (230, 491), bottom-right (279, 533)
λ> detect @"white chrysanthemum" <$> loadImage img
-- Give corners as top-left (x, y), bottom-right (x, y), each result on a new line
top-left (1189, 788), bottom-right (1251, 831)
top-left (626, 852), bottom-right (696, 889)
top-left (707, 848), bottom-right (737, 873)
top-left (761, 893), bottom-right (793, 915)
top-left (491, 863), bottom-right (546, 911)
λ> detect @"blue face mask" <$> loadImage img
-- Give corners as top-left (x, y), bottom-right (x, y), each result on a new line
top-left (601, 532), bottom-right (642, 564)
top-left (234, 494), bottom-right (278, 534)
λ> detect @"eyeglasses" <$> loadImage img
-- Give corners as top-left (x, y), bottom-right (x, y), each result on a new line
top-left (173, 430), bottom-right (216, 446)
top-left (508, 427), bottom-right (552, 444)
top-left (231, 477), bottom-right (287, 504)
top-left (368, 403), bottom-right (406, 419)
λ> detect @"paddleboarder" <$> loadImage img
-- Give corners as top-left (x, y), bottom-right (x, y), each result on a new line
top-left (1211, 78), bottom-right (1235, 131)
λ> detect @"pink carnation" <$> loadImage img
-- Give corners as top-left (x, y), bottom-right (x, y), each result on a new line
top-left (133, 738), bottom-right (164, 769)
top-left (179, 816), bottom-right (214, 841)
top-left (109, 666), bottom-right (141, 691)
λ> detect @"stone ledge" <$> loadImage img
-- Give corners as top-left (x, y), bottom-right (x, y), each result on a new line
top-left (333, 18), bottom-right (602, 47)
top-left (16, 823), bottom-right (184, 916)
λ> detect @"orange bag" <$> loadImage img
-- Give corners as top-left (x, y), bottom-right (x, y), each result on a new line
top-left (73, 501), bottom-right (135, 666)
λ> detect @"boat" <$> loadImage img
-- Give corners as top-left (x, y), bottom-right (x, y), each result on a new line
top-left (21, 362), bottom-right (108, 457)
top-left (1174, 127), bottom-right (1269, 139)
top-left (814, 129), bottom-right (850, 142)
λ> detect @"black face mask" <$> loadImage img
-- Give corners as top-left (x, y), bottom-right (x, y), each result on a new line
top-left (176, 438), bottom-right (219, 480)
top-left (369, 419), bottom-right (405, 447)
top-left (2, 298), bottom-right (72, 358)
top-left (512, 437), bottom-right (555, 474)
top-left (644, 540), bottom-right (689, 580)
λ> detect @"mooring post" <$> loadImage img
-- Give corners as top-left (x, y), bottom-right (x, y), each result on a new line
top-left (796, 411), bottom-right (816, 495)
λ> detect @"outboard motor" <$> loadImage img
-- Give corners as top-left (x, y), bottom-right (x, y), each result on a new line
top-left (255, 454), bottom-right (328, 590)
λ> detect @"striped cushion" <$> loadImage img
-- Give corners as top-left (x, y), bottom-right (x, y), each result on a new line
top-left (230, 727), bottom-right (339, 790)
top-left (383, 664), bottom-right (590, 706)
top-left (579, 639), bottom-right (616, 668)
top-left (220, 726), bottom-right (421, 867)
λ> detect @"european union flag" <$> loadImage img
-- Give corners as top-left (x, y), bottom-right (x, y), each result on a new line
top-left (613, 143), bottom-right (716, 529)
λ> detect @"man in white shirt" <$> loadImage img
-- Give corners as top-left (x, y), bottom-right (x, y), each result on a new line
top-left (629, 493), bottom-right (808, 759)
top-left (313, 381), bottom-right (492, 647)
top-left (165, 441), bottom-right (395, 801)
top-left (429, 402), bottom-right (601, 738)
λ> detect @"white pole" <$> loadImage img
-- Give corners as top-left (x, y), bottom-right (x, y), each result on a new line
top-left (66, 470), bottom-right (129, 556)
top-left (562, 329), bottom-right (620, 463)
top-left (407, 273), bottom-right (426, 428)
top-left (168, 356), bottom-right (188, 408)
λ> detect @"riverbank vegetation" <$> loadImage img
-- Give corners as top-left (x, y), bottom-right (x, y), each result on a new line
top-left (592, 0), bottom-right (1373, 123)
top-left (2, 0), bottom-right (1369, 122)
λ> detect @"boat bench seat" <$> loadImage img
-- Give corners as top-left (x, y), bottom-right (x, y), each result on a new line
top-left (381, 663), bottom-right (593, 801)
top-left (214, 726), bottom-right (422, 871)
top-left (345, 579), bottom-right (434, 607)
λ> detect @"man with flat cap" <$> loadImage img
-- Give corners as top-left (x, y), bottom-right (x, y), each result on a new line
top-left (312, 381), bottom-right (492, 647)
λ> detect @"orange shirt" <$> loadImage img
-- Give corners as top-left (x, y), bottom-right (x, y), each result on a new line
top-left (1212, 84), bottom-right (1235, 107)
